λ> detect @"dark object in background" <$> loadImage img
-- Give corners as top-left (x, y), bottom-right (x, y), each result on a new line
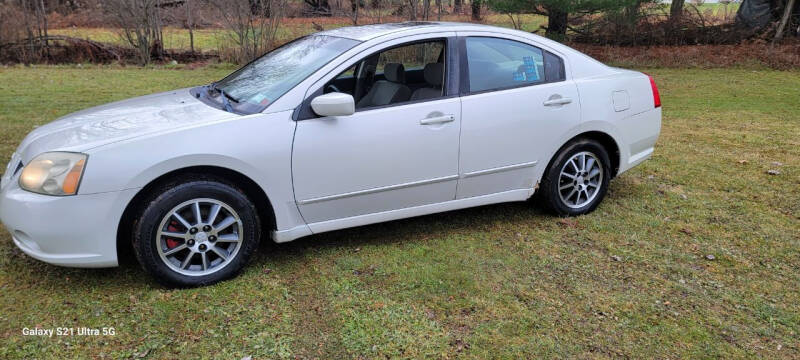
top-left (736, 0), bottom-right (778, 29)
top-left (736, 0), bottom-right (800, 37)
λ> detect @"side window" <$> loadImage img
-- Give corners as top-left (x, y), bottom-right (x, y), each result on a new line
top-left (465, 37), bottom-right (546, 93)
top-left (323, 63), bottom-right (358, 95)
top-left (322, 40), bottom-right (447, 110)
top-left (544, 51), bottom-right (565, 82)
top-left (376, 41), bottom-right (443, 73)
top-left (336, 64), bottom-right (358, 80)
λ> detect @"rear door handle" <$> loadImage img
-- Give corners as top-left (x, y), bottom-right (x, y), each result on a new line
top-left (543, 97), bottom-right (573, 107)
top-left (420, 114), bottom-right (455, 125)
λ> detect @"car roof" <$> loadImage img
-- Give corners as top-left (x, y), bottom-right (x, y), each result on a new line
top-left (316, 21), bottom-right (501, 41)
top-left (316, 21), bottom-right (614, 80)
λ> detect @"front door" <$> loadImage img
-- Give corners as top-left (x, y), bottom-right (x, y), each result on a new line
top-left (292, 37), bottom-right (461, 225)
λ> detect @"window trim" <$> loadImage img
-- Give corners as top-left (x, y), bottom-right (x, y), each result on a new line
top-left (295, 36), bottom-right (458, 120)
top-left (459, 35), bottom-right (567, 97)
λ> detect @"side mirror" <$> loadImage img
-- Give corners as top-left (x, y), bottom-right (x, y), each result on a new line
top-left (310, 92), bottom-right (355, 117)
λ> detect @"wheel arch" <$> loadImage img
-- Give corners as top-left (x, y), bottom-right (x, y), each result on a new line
top-left (116, 166), bottom-right (277, 263)
top-left (544, 131), bottom-right (621, 179)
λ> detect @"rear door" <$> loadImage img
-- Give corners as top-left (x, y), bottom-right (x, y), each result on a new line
top-left (456, 34), bottom-right (581, 199)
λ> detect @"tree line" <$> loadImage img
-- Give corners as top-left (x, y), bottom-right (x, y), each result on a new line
top-left (0, 0), bottom-right (797, 65)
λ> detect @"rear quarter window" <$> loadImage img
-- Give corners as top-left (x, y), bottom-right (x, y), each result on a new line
top-left (544, 51), bottom-right (566, 82)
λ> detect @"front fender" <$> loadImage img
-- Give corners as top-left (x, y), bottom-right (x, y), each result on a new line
top-left (78, 111), bottom-right (304, 233)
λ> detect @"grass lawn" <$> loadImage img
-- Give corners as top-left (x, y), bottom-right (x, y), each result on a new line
top-left (0, 64), bottom-right (798, 358)
top-left (48, 27), bottom-right (226, 53)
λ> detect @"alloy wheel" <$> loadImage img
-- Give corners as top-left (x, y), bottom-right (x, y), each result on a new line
top-left (557, 151), bottom-right (604, 209)
top-left (155, 198), bottom-right (243, 276)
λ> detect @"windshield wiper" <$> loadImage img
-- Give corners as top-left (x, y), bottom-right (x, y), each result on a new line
top-left (209, 83), bottom-right (239, 113)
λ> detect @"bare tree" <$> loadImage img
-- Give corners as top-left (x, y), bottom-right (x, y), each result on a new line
top-left (670, 0), bottom-right (685, 21)
top-left (13, 0), bottom-right (50, 60)
top-left (185, 0), bottom-right (194, 53)
top-left (209, 0), bottom-right (285, 64)
top-left (35, 0), bottom-right (48, 53)
top-left (774, 0), bottom-right (797, 42)
top-left (349, 0), bottom-right (359, 24)
top-left (361, 0), bottom-right (385, 23)
top-left (407, 0), bottom-right (417, 20)
top-left (471, 0), bottom-right (482, 20)
top-left (105, 0), bottom-right (164, 65)
top-left (506, 12), bottom-right (523, 29)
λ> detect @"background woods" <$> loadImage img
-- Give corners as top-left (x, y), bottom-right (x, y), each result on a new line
top-left (0, 1), bottom-right (799, 360)
top-left (0, 0), bottom-right (797, 65)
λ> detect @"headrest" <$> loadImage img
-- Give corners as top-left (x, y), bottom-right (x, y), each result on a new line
top-left (423, 63), bottom-right (444, 86)
top-left (383, 63), bottom-right (405, 83)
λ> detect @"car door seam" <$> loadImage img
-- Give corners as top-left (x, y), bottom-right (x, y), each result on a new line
top-left (289, 120), bottom-right (312, 226)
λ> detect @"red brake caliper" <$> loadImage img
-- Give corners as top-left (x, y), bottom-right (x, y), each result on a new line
top-left (165, 221), bottom-right (181, 249)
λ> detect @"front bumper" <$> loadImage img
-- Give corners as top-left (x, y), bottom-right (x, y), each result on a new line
top-left (0, 183), bottom-right (139, 268)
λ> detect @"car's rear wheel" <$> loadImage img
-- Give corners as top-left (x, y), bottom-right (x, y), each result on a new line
top-left (539, 139), bottom-right (611, 216)
top-left (132, 176), bottom-right (260, 287)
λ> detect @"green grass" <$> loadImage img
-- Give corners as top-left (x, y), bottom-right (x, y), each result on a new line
top-left (47, 26), bottom-right (338, 53)
top-left (0, 65), bottom-right (798, 358)
top-left (48, 27), bottom-right (225, 52)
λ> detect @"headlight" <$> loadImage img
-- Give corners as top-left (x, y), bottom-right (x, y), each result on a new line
top-left (19, 152), bottom-right (87, 196)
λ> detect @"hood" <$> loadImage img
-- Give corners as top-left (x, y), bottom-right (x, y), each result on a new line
top-left (16, 88), bottom-right (235, 163)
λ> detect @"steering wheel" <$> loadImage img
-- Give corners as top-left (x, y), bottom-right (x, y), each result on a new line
top-left (326, 84), bottom-right (341, 93)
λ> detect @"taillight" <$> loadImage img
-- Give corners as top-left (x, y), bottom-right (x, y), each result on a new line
top-left (648, 74), bottom-right (661, 108)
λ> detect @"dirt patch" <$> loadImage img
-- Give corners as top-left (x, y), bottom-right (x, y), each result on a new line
top-left (571, 41), bottom-right (800, 70)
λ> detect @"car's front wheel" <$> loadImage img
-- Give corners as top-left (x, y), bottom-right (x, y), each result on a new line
top-left (539, 139), bottom-right (611, 216)
top-left (132, 176), bottom-right (261, 287)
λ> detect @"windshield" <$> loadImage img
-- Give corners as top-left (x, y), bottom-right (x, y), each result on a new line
top-left (212, 35), bottom-right (359, 113)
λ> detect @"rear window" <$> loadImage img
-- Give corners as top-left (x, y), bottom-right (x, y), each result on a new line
top-left (465, 37), bottom-right (565, 93)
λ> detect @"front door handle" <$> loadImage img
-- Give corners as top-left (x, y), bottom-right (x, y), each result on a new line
top-left (543, 97), bottom-right (573, 107)
top-left (420, 114), bottom-right (455, 125)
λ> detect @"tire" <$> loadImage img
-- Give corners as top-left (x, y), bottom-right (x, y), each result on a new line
top-left (132, 175), bottom-right (261, 287)
top-left (539, 138), bottom-right (612, 216)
